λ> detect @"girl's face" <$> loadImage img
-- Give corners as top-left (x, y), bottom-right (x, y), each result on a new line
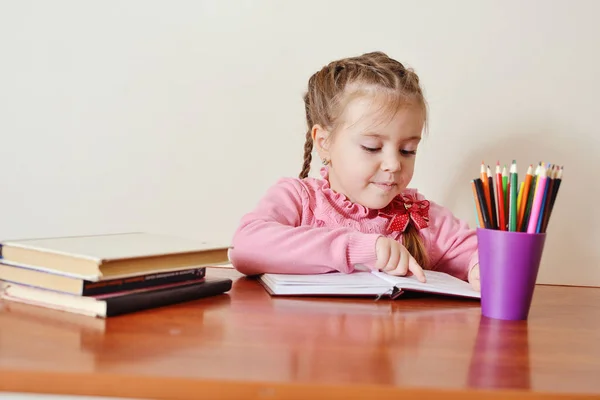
top-left (314, 95), bottom-right (425, 210)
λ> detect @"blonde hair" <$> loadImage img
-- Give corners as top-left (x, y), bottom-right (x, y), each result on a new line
top-left (299, 51), bottom-right (429, 268)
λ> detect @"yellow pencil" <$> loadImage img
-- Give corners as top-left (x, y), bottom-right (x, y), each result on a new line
top-left (516, 181), bottom-right (524, 219)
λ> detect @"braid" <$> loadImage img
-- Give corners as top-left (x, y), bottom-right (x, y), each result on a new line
top-left (402, 223), bottom-right (429, 269)
top-left (299, 129), bottom-right (313, 179)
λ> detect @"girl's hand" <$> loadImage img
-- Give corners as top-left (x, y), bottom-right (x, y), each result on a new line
top-left (375, 237), bottom-right (426, 282)
top-left (468, 264), bottom-right (481, 292)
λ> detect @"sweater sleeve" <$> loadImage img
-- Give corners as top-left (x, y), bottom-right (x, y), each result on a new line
top-left (422, 196), bottom-right (479, 281)
top-left (229, 178), bottom-right (381, 276)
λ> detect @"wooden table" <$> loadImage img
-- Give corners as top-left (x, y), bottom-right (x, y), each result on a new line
top-left (1, 267), bottom-right (599, 400)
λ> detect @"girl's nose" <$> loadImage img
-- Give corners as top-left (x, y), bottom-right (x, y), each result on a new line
top-left (381, 154), bottom-right (401, 172)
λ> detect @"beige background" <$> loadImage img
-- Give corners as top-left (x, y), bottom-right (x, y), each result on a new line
top-left (0, 0), bottom-right (598, 286)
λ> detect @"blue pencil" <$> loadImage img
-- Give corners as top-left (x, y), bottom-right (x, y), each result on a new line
top-left (535, 166), bottom-right (552, 233)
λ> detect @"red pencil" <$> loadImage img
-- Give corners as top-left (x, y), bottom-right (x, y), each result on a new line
top-left (495, 162), bottom-right (506, 230)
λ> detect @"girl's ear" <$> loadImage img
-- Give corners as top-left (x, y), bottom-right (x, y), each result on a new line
top-left (311, 124), bottom-right (331, 163)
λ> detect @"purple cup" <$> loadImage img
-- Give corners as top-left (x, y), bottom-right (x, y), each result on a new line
top-left (476, 228), bottom-right (546, 320)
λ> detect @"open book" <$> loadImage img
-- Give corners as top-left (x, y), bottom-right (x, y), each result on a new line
top-left (258, 269), bottom-right (480, 300)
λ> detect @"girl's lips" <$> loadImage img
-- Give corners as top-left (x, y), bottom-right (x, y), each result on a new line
top-left (372, 182), bottom-right (397, 192)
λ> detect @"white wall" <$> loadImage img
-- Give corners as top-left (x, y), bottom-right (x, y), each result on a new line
top-left (0, 0), bottom-right (598, 286)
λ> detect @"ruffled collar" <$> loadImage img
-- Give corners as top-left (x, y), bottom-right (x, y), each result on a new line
top-left (319, 167), bottom-right (372, 217)
top-left (318, 167), bottom-right (415, 218)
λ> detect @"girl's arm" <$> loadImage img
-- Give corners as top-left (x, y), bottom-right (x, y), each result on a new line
top-left (423, 199), bottom-right (479, 281)
top-left (229, 178), bottom-right (381, 276)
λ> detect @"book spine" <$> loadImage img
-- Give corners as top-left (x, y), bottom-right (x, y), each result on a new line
top-left (81, 267), bottom-right (206, 296)
top-left (104, 279), bottom-right (233, 317)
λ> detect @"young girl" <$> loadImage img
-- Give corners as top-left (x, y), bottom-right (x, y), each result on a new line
top-left (229, 51), bottom-right (480, 291)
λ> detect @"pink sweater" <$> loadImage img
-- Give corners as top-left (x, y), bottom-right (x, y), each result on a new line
top-left (229, 168), bottom-right (479, 281)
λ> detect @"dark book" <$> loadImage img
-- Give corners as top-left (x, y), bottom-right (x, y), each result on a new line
top-left (0, 277), bottom-right (233, 318)
top-left (82, 267), bottom-right (207, 296)
top-left (0, 262), bottom-right (207, 296)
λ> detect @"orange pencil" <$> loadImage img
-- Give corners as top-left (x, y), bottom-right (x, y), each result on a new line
top-left (517, 165), bottom-right (533, 230)
top-left (495, 162), bottom-right (506, 230)
top-left (480, 162), bottom-right (492, 222)
top-left (471, 179), bottom-right (484, 228)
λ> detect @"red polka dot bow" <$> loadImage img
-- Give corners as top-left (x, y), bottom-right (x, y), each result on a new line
top-left (386, 195), bottom-right (430, 232)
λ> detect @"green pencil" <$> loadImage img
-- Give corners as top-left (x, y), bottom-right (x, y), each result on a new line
top-left (509, 160), bottom-right (518, 231)
top-left (502, 165), bottom-right (508, 226)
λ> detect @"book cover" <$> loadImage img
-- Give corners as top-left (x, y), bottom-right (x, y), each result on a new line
top-left (0, 277), bottom-right (233, 318)
top-left (0, 232), bottom-right (231, 280)
top-left (0, 263), bottom-right (207, 295)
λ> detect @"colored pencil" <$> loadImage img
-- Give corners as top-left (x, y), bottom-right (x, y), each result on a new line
top-left (517, 165), bottom-right (533, 231)
top-left (516, 180), bottom-right (524, 223)
top-left (527, 165), bottom-right (547, 233)
top-left (538, 165), bottom-right (554, 232)
top-left (541, 166), bottom-right (561, 233)
top-left (521, 164), bottom-right (540, 231)
top-left (542, 166), bottom-right (563, 233)
top-left (495, 162), bottom-right (506, 231)
top-left (508, 160), bottom-right (518, 231)
top-left (480, 162), bottom-right (492, 223)
top-left (502, 165), bottom-right (509, 222)
top-left (486, 165), bottom-right (497, 229)
top-left (535, 165), bottom-right (553, 233)
top-left (471, 180), bottom-right (484, 228)
top-left (473, 205), bottom-right (481, 228)
top-left (474, 178), bottom-right (492, 229)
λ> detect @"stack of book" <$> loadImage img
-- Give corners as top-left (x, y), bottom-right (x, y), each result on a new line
top-left (0, 232), bottom-right (233, 318)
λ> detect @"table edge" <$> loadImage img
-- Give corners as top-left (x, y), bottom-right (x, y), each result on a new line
top-left (1, 370), bottom-right (599, 400)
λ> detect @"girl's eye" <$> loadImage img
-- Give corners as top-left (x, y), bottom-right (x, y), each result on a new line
top-left (401, 149), bottom-right (417, 156)
top-left (361, 145), bottom-right (380, 153)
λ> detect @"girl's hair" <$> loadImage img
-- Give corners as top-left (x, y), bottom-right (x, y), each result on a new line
top-left (299, 51), bottom-right (429, 268)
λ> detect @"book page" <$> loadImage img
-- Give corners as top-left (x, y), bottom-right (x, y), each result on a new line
top-left (260, 272), bottom-right (391, 296)
top-left (372, 270), bottom-right (480, 299)
top-left (263, 272), bottom-right (385, 287)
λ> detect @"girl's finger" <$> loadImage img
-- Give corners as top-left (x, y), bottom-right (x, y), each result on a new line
top-left (408, 255), bottom-right (426, 282)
